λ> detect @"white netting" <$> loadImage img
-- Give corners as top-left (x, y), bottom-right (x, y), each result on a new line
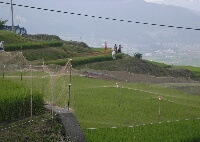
top-left (0, 57), bottom-right (74, 114)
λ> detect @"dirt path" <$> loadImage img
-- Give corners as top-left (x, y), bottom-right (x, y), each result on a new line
top-left (0, 51), bottom-right (28, 66)
top-left (82, 70), bottom-right (199, 84)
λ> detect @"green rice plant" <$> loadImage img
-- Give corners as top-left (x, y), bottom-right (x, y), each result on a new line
top-left (4, 73), bottom-right (200, 141)
top-left (83, 119), bottom-right (200, 142)
top-left (0, 78), bottom-right (44, 122)
top-left (73, 86), bottom-right (200, 128)
top-left (26, 75), bottom-right (198, 128)
top-left (11, 74), bottom-right (199, 127)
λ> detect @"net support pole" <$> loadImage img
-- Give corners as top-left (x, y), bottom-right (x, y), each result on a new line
top-left (10, 0), bottom-right (14, 32)
top-left (20, 67), bottom-right (22, 81)
top-left (68, 59), bottom-right (72, 112)
top-left (68, 84), bottom-right (71, 112)
top-left (30, 65), bottom-right (33, 120)
top-left (70, 59), bottom-right (72, 83)
top-left (158, 96), bottom-right (162, 122)
top-left (51, 74), bottom-right (54, 120)
top-left (3, 65), bottom-right (5, 78)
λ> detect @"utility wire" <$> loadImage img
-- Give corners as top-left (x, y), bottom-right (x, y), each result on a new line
top-left (1, 1), bottom-right (200, 31)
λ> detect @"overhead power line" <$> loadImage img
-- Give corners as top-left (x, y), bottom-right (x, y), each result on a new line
top-left (1, 1), bottom-right (200, 31)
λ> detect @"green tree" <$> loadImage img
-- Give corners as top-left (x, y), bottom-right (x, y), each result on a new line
top-left (0, 19), bottom-right (8, 29)
top-left (134, 52), bottom-right (142, 59)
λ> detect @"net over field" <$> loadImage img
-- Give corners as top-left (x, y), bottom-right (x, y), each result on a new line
top-left (1, 60), bottom-right (200, 141)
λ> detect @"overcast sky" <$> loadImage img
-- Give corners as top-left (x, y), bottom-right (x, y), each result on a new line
top-left (145, 0), bottom-right (200, 12)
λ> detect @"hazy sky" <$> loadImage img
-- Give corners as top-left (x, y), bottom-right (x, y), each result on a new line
top-left (1, 0), bottom-right (200, 35)
top-left (145, 0), bottom-right (200, 12)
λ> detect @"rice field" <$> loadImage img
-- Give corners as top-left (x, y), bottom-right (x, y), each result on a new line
top-left (1, 69), bottom-right (200, 141)
top-left (0, 78), bottom-right (44, 122)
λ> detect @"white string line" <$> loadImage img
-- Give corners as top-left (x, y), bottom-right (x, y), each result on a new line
top-left (85, 117), bottom-right (200, 130)
top-left (101, 85), bottom-right (179, 100)
top-left (55, 59), bottom-right (72, 75)
top-left (42, 59), bottom-right (71, 77)
top-left (4, 60), bottom-right (71, 78)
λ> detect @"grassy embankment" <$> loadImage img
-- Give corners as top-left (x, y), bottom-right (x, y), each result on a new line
top-left (1, 30), bottom-right (118, 62)
top-left (179, 66), bottom-right (200, 78)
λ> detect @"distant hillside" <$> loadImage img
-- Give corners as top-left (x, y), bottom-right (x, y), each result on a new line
top-left (0, 31), bottom-right (95, 61)
top-left (23, 34), bottom-right (62, 41)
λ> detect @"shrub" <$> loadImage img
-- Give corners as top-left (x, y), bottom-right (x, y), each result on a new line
top-left (134, 52), bottom-right (142, 59)
top-left (0, 19), bottom-right (8, 29)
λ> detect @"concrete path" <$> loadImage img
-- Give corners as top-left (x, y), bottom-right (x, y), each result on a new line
top-left (44, 104), bottom-right (86, 142)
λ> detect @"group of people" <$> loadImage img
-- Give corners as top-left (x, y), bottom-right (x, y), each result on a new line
top-left (112, 44), bottom-right (123, 60)
top-left (104, 42), bottom-right (123, 60)
top-left (113, 44), bottom-right (122, 53)
top-left (104, 42), bottom-right (123, 52)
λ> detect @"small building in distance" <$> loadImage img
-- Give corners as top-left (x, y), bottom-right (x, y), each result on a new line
top-left (0, 25), bottom-right (27, 35)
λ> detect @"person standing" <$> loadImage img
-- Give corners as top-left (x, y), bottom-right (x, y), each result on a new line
top-left (114, 44), bottom-right (117, 52)
top-left (118, 45), bottom-right (123, 53)
top-left (104, 42), bottom-right (107, 51)
top-left (0, 41), bottom-right (4, 51)
top-left (112, 50), bottom-right (116, 59)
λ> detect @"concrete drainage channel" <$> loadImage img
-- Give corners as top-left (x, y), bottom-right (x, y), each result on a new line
top-left (45, 105), bottom-right (86, 142)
